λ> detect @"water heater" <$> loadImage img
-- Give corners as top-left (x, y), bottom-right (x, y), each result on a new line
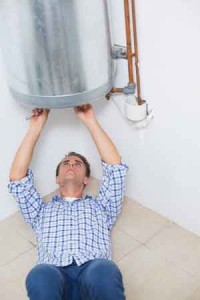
top-left (0, 0), bottom-right (114, 108)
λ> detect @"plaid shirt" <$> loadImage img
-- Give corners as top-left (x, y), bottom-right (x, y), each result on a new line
top-left (8, 160), bottom-right (128, 267)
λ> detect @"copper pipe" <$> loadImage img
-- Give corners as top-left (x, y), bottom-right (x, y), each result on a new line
top-left (131, 0), bottom-right (142, 105)
top-left (110, 0), bottom-right (144, 106)
top-left (106, 88), bottom-right (124, 100)
top-left (124, 0), bottom-right (134, 85)
top-left (111, 88), bottom-right (124, 93)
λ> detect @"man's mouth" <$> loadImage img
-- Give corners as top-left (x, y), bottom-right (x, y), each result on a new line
top-left (66, 169), bottom-right (76, 174)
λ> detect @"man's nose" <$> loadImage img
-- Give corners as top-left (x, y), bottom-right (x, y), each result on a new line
top-left (68, 162), bottom-right (75, 167)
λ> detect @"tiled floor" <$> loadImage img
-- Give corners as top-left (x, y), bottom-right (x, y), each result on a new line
top-left (1, 178), bottom-right (200, 300)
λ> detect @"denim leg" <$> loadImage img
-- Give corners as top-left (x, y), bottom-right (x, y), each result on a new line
top-left (26, 264), bottom-right (68, 300)
top-left (79, 259), bottom-right (126, 300)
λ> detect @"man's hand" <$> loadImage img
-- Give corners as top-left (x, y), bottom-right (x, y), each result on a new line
top-left (74, 104), bottom-right (96, 126)
top-left (29, 108), bottom-right (50, 132)
top-left (74, 103), bottom-right (121, 164)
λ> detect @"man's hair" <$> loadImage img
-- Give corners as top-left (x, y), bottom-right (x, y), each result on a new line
top-left (56, 151), bottom-right (91, 177)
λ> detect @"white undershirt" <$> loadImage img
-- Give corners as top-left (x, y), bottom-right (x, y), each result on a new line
top-left (64, 197), bottom-right (79, 202)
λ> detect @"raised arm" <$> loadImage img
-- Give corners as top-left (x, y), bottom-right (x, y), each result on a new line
top-left (74, 104), bottom-right (121, 164)
top-left (9, 109), bottom-right (49, 181)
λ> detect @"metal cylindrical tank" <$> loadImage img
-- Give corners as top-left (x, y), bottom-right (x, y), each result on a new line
top-left (0, 0), bottom-right (114, 108)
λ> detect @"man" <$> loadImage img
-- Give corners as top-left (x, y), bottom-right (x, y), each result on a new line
top-left (8, 104), bottom-right (128, 300)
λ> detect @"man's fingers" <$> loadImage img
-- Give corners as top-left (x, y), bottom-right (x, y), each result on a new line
top-left (74, 104), bottom-right (91, 112)
top-left (32, 108), bottom-right (42, 116)
top-left (74, 106), bottom-right (84, 113)
top-left (32, 108), bottom-right (50, 117)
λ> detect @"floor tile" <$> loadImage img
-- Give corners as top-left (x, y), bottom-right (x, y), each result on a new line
top-left (0, 211), bottom-right (24, 232)
top-left (0, 228), bottom-right (33, 267)
top-left (0, 210), bottom-right (36, 246)
top-left (187, 287), bottom-right (200, 300)
top-left (0, 247), bottom-right (37, 300)
top-left (118, 246), bottom-right (200, 300)
top-left (146, 223), bottom-right (200, 279)
top-left (111, 226), bottom-right (141, 262)
top-left (17, 225), bottom-right (36, 246)
top-left (117, 197), bottom-right (171, 243)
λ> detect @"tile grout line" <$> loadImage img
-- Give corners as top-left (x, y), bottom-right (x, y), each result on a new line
top-left (142, 222), bottom-right (175, 245)
top-left (16, 230), bottom-right (37, 247)
top-left (116, 221), bottom-right (173, 246)
top-left (116, 243), bottom-right (145, 264)
top-left (115, 226), bottom-right (145, 245)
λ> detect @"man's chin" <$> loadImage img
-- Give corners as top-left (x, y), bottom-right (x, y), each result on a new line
top-left (63, 173), bottom-right (76, 180)
top-left (60, 179), bottom-right (82, 187)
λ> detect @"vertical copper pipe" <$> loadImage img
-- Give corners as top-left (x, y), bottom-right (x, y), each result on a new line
top-left (109, 0), bottom-right (144, 106)
top-left (131, 0), bottom-right (142, 105)
top-left (124, 0), bottom-right (134, 85)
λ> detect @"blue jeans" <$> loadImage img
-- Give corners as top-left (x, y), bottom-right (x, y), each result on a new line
top-left (26, 258), bottom-right (126, 300)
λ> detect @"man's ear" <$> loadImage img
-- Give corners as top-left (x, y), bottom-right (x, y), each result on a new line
top-left (84, 176), bottom-right (90, 186)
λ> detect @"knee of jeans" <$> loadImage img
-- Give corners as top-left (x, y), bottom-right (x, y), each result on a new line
top-left (83, 259), bottom-right (122, 284)
top-left (26, 264), bottom-right (63, 290)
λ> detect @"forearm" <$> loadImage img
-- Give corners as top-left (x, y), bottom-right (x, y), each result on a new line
top-left (9, 127), bottom-right (41, 181)
top-left (85, 119), bottom-right (121, 164)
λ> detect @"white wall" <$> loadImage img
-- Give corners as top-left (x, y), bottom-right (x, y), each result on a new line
top-left (83, 0), bottom-right (200, 236)
top-left (1, 0), bottom-right (200, 237)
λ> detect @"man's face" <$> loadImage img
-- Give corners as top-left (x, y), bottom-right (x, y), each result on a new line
top-left (56, 155), bottom-right (89, 188)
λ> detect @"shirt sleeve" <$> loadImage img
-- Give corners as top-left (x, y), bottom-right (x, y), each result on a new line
top-left (8, 169), bottom-right (44, 229)
top-left (95, 160), bottom-right (129, 230)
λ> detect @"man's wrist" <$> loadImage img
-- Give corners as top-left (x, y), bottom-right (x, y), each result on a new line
top-left (83, 118), bottom-right (99, 130)
top-left (28, 125), bottom-right (43, 136)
